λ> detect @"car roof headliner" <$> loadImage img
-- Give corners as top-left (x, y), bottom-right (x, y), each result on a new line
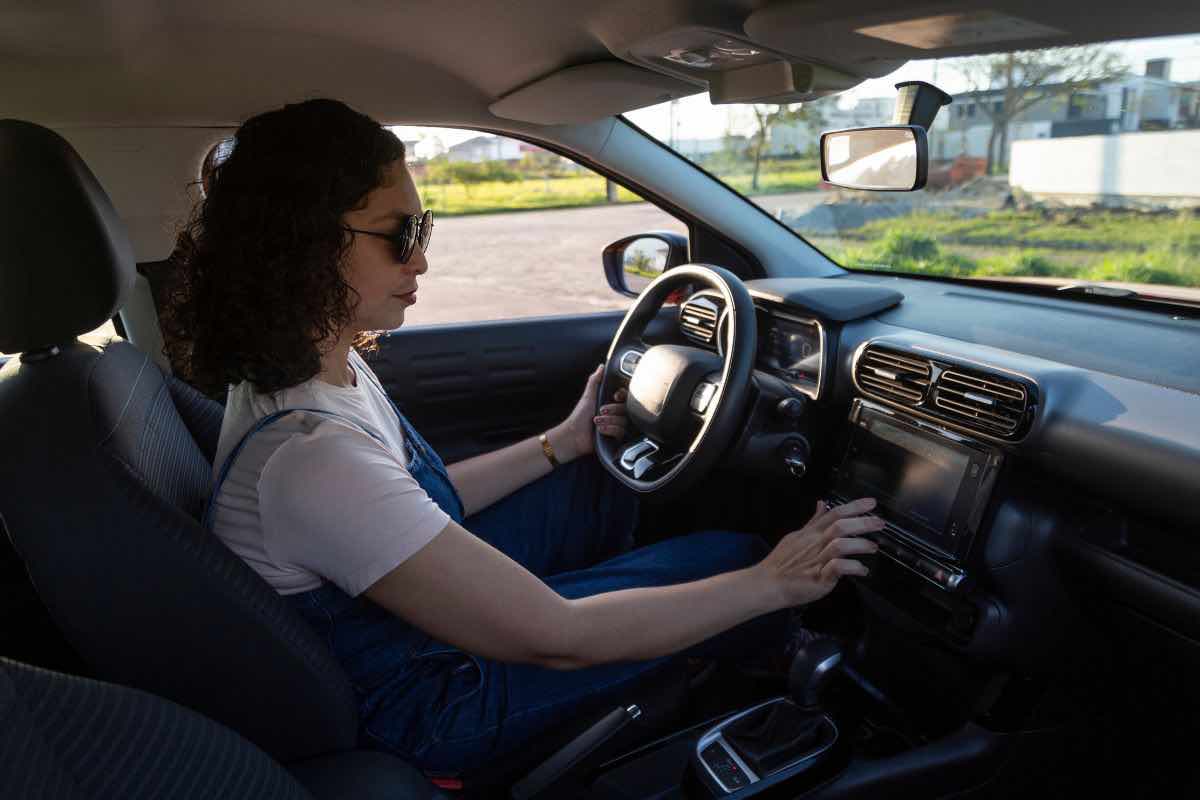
top-left (3, 0), bottom-right (1198, 127)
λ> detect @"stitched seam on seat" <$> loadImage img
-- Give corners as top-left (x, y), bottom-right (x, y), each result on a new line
top-left (98, 351), bottom-right (150, 445)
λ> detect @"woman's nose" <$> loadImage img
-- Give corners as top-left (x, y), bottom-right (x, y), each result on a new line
top-left (409, 247), bottom-right (429, 275)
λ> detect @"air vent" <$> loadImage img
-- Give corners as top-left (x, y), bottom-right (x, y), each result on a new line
top-left (679, 296), bottom-right (720, 346)
top-left (934, 369), bottom-right (1029, 437)
top-left (856, 346), bottom-right (931, 406)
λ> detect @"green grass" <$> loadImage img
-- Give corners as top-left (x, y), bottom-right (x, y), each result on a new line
top-left (418, 159), bottom-right (821, 216)
top-left (828, 227), bottom-right (1199, 288)
top-left (819, 209), bottom-right (1200, 289)
top-left (710, 165), bottom-right (822, 196)
top-left (849, 209), bottom-right (1200, 254)
top-left (419, 174), bottom-right (643, 215)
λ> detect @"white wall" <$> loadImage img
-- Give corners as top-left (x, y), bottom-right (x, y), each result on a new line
top-left (1010, 130), bottom-right (1200, 200)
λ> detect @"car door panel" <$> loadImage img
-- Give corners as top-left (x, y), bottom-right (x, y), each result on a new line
top-left (365, 309), bottom-right (676, 464)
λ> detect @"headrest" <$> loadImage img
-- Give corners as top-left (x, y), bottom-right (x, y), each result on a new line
top-left (0, 120), bottom-right (135, 354)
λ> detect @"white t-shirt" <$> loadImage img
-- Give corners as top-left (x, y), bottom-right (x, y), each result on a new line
top-left (209, 349), bottom-right (450, 597)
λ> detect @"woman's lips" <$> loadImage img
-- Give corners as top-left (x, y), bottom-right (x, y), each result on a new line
top-left (394, 289), bottom-right (417, 304)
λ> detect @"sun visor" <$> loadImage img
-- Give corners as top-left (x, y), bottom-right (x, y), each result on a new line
top-left (489, 62), bottom-right (699, 125)
top-left (616, 26), bottom-right (868, 105)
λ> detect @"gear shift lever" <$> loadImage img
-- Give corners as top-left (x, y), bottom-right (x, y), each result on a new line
top-left (788, 638), bottom-right (844, 710)
top-left (701, 640), bottom-right (845, 789)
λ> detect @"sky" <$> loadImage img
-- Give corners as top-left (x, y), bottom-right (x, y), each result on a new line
top-left (394, 34), bottom-right (1200, 154)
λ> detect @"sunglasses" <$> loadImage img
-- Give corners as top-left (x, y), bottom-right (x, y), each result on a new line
top-left (344, 209), bottom-right (433, 264)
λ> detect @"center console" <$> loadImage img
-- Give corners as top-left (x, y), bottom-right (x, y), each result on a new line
top-left (517, 395), bottom-right (1051, 799)
top-left (828, 399), bottom-right (1003, 592)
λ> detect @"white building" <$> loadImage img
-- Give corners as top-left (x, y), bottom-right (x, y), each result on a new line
top-left (446, 135), bottom-right (525, 163)
top-left (933, 60), bottom-right (1199, 163)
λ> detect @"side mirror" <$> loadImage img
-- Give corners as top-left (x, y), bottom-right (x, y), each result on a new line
top-left (603, 232), bottom-right (689, 298)
top-left (819, 125), bottom-right (928, 192)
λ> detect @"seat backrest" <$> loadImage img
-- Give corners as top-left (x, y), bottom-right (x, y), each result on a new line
top-left (0, 119), bottom-right (357, 763)
top-left (0, 656), bottom-right (313, 800)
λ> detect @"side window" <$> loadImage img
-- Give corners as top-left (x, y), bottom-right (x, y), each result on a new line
top-left (391, 127), bottom-right (688, 326)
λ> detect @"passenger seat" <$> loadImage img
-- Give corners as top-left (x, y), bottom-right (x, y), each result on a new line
top-left (0, 656), bottom-right (313, 799)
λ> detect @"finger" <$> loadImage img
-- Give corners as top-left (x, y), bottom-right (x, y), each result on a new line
top-left (596, 421), bottom-right (625, 438)
top-left (614, 388), bottom-right (628, 401)
top-left (819, 557), bottom-right (870, 582)
top-left (598, 404), bottom-right (626, 416)
top-left (822, 515), bottom-right (886, 542)
top-left (821, 536), bottom-right (879, 560)
top-left (588, 365), bottom-right (603, 383)
top-left (809, 499), bottom-right (829, 525)
top-left (813, 498), bottom-right (877, 530)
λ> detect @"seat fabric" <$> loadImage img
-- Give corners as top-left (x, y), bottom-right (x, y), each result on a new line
top-left (0, 341), bottom-right (358, 763)
top-left (0, 656), bottom-right (312, 800)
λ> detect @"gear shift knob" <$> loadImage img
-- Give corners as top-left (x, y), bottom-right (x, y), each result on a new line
top-left (788, 638), bottom-right (844, 709)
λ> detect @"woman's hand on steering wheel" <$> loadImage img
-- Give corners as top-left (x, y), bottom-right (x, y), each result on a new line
top-left (558, 364), bottom-right (628, 460)
top-left (756, 498), bottom-right (885, 607)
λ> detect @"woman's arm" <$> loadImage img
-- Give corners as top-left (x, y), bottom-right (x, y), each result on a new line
top-left (364, 498), bottom-right (883, 669)
top-left (445, 366), bottom-right (626, 516)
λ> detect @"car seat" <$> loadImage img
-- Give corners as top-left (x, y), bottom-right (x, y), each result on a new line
top-left (0, 118), bottom-right (443, 798)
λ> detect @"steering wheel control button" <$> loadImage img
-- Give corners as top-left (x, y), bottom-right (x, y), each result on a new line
top-left (620, 439), bottom-right (658, 471)
top-left (690, 381), bottom-right (718, 413)
top-left (618, 350), bottom-right (643, 377)
top-left (632, 453), bottom-right (658, 479)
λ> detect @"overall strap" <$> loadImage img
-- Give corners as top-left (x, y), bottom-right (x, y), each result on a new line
top-left (357, 360), bottom-right (460, 488)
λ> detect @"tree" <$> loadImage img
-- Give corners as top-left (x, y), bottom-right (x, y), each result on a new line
top-left (746, 103), bottom-right (824, 190)
top-left (952, 45), bottom-right (1126, 174)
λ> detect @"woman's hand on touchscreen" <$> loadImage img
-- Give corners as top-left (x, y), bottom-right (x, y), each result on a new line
top-left (757, 498), bottom-right (884, 608)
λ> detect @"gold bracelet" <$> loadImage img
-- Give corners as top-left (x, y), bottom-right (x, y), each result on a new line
top-left (539, 431), bottom-right (561, 469)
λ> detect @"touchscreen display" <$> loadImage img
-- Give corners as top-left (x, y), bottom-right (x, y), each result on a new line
top-left (843, 416), bottom-right (970, 534)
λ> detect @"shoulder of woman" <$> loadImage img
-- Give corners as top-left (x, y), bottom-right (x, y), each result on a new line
top-left (261, 412), bottom-right (402, 473)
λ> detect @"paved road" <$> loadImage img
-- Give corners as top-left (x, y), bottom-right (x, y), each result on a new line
top-left (402, 193), bottom-right (826, 327)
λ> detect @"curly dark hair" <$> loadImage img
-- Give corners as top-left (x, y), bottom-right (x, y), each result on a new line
top-left (161, 98), bottom-right (405, 396)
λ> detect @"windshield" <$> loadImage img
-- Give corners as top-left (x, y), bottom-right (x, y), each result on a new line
top-left (626, 34), bottom-right (1200, 302)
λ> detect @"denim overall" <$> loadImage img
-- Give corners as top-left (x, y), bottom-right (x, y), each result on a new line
top-left (202, 371), bottom-right (479, 762)
top-left (205, 368), bottom-right (786, 774)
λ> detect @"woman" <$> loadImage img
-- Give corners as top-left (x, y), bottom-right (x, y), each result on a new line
top-left (166, 99), bottom-right (882, 774)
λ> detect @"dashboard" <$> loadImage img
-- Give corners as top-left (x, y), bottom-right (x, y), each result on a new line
top-left (673, 274), bottom-right (1200, 675)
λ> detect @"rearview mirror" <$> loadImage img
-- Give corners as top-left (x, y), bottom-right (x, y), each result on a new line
top-left (603, 232), bottom-right (689, 298)
top-left (819, 125), bottom-right (928, 192)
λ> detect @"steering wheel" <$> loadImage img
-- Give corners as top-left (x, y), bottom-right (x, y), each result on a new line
top-left (595, 264), bottom-right (757, 498)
